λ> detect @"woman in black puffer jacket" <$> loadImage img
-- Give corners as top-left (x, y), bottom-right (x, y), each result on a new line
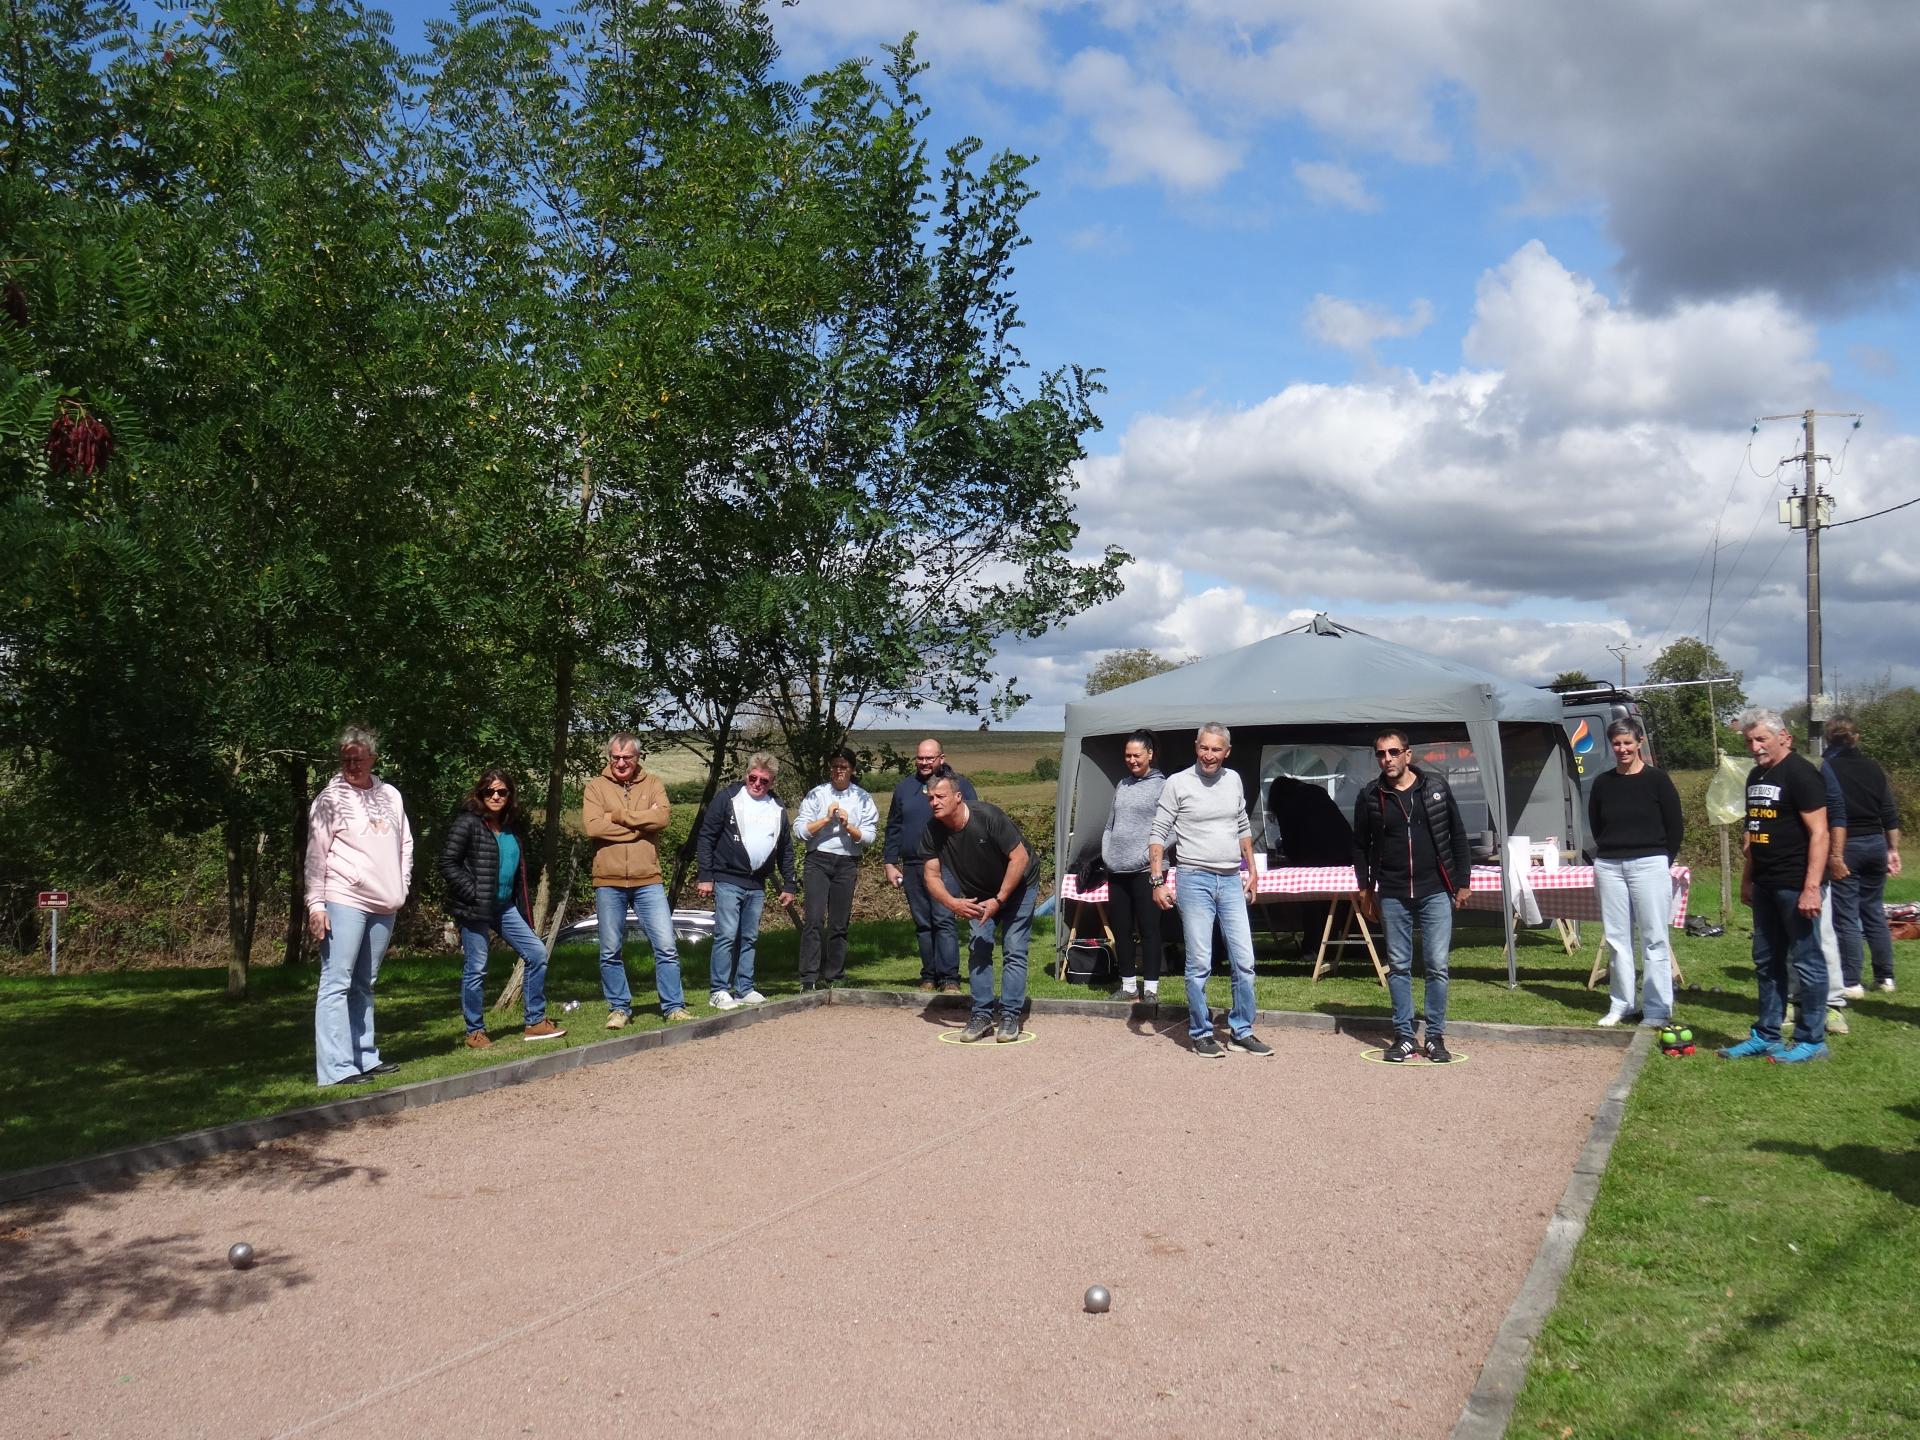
top-left (439, 770), bottom-right (566, 1048)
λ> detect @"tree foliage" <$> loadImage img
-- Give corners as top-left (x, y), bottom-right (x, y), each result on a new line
top-left (1639, 638), bottom-right (1746, 770)
top-left (1549, 670), bottom-right (1597, 692)
top-left (0, 0), bottom-right (1119, 980)
top-left (1086, 647), bottom-right (1185, 697)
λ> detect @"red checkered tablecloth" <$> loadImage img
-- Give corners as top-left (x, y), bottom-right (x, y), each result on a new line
top-left (1061, 864), bottom-right (1691, 928)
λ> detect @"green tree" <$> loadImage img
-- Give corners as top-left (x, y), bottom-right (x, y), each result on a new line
top-left (1087, 647), bottom-right (1184, 696)
top-left (1549, 669), bottom-right (1598, 692)
top-left (1639, 638), bottom-right (1746, 769)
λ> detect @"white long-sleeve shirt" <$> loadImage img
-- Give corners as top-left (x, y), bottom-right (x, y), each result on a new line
top-left (795, 781), bottom-right (879, 857)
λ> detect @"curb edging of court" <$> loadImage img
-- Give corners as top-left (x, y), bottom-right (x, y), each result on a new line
top-left (1448, 1025), bottom-right (1658, 1440)
top-left (1, 988), bottom-right (1633, 1207)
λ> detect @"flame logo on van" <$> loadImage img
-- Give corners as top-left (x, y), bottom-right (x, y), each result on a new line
top-left (1570, 719), bottom-right (1595, 755)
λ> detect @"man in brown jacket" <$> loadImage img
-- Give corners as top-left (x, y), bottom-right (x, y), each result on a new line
top-left (584, 733), bottom-right (689, 1026)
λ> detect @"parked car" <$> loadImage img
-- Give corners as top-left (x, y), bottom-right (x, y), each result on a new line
top-left (555, 907), bottom-right (716, 946)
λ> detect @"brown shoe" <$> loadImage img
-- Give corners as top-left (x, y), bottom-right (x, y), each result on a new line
top-left (917, 981), bottom-right (937, 993)
top-left (524, 1019), bottom-right (567, 1042)
top-left (465, 1031), bottom-right (492, 1050)
top-left (663, 1007), bottom-right (694, 1023)
top-left (605, 1011), bottom-right (630, 1030)
top-left (940, 982), bottom-right (962, 994)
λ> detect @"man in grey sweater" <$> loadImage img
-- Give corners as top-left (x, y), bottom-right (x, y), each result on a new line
top-left (1148, 724), bottom-right (1273, 1059)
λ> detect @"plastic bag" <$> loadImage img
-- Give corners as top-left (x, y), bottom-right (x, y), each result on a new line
top-left (1704, 750), bottom-right (1749, 826)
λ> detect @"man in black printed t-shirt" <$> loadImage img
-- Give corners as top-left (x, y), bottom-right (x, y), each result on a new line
top-left (921, 775), bottom-right (1035, 1045)
top-left (1721, 707), bottom-right (1831, 1063)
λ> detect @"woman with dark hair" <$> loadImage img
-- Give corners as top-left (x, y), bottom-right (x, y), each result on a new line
top-left (1102, 729), bottom-right (1167, 1001)
top-left (439, 769), bottom-right (566, 1048)
top-left (1588, 719), bottom-right (1684, 1027)
top-left (1823, 714), bottom-right (1902, 994)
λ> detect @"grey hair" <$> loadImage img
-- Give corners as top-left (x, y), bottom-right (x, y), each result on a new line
top-left (745, 751), bottom-right (779, 781)
top-left (1197, 722), bottom-right (1231, 745)
top-left (337, 723), bottom-right (380, 759)
top-left (1604, 718), bottom-right (1645, 742)
top-left (1737, 707), bottom-right (1789, 737)
top-left (605, 731), bottom-right (641, 758)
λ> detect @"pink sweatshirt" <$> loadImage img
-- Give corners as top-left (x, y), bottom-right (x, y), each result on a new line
top-left (304, 773), bottom-right (415, 916)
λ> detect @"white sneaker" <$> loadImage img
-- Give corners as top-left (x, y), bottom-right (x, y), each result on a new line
top-left (1840, 983), bottom-right (1866, 1000)
top-left (1825, 1007), bottom-right (1849, 1036)
top-left (1595, 1004), bottom-right (1631, 1028)
top-left (709, 990), bottom-right (739, 1011)
top-left (739, 989), bottom-right (767, 1006)
top-left (1877, 978), bottom-right (1897, 993)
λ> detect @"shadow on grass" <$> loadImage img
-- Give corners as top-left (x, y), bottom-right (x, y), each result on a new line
top-left (1749, 1138), bottom-right (1920, 1207)
top-left (0, 1190), bottom-right (313, 1378)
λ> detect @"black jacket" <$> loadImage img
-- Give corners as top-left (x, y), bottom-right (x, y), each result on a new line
top-left (1823, 744), bottom-right (1902, 838)
top-left (438, 809), bottom-right (533, 930)
top-left (696, 781), bottom-right (799, 891)
top-left (1352, 767), bottom-right (1471, 898)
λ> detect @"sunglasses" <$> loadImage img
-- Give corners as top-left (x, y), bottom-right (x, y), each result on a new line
top-left (483, 787), bottom-right (509, 797)
top-left (1374, 746), bottom-right (1406, 758)
top-left (746, 773), bottom-right (774, 787)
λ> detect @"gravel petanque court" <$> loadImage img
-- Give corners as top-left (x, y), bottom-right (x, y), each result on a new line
top-left (3, 1005), bottom-right (1624, 1439)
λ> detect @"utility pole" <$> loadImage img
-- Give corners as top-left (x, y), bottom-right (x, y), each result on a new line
top-left (1605, 641), bottom-right (1638, 689)
top-left (1763, 409), bottom-right (1859, 752)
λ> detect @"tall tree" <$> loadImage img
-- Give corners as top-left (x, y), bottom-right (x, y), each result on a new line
top-left (1639, 638), bottom-right (1746, 769)
top-left (1087, 648), bottom-right (1184, 696)
top-left (1549, 669), bottom-right (1597, 692)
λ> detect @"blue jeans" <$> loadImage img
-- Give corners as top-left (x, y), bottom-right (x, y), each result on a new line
top-left (1594, 855), bottom-right (1674, 1021)
top-left (1751, 885), bottom-right (1828, 1045)
top-left (595, 883), bottom-right (685, 1015)
top-left (460, 902), bottom-right (549, 1031)
top-left (710, 880), bottom-right (767, 997)
top-left (903, 859), bottom-right (960, 983)
top-left (314, 902), bottom-right (393, 1085)
top-left (1832, 834), bottom-right (1893, 986)
top-left (1174, 868), bottom-right (1256, 1041)
top-left (966, 875), bottom-right (1036, 1020)
top-left (1380, 890), bottom-right (1452, 1039)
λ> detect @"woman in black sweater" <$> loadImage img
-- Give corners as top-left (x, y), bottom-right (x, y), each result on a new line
top-left (1588, 719), bottom-right (1685, 1027)
top-left (439, 770), bottom-right (566, 1047)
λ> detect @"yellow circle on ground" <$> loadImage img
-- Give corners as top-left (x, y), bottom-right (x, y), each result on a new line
top-left (937, 1028), bottom-right (1038, 1047)
top-left (1357, 1048), bottom-right (1470, 1065)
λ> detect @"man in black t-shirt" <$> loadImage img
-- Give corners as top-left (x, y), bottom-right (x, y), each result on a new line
top-left (1721, 708), bottom-right (1831, 1063)
top-left (921, 775), bottom-right (1036, 1044)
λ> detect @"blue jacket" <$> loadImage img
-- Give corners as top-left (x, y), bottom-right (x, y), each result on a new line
top-left (884, 770), bottom-right (978, 863)
top-left (696, 782), bottom-right (798, 891)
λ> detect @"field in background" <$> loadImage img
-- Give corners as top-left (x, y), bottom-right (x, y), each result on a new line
top-left (643, 730), bottom-right (1064, 791)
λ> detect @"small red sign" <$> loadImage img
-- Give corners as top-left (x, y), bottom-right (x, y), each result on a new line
top-left (37, 891), bottom-right (69, 909)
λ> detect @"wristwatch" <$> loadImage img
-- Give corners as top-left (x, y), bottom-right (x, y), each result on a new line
top-left (1149, 875), bottom-right (1164, 888)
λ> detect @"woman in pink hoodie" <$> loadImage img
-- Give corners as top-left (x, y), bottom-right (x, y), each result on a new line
top-left (305, 725), bottom-right (414, 1085)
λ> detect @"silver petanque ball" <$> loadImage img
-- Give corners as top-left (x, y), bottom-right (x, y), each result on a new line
top-left (1083, 1284), bottom-right (1111, 1314)
top-left (227, 1242), bottom-right (256, 1271)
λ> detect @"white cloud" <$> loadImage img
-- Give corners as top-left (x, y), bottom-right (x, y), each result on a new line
top-left (1057, 48), bottom-right (1243, 191)
top-left (1064, 221), bottom-right (1132, 254)
top-left (1293, 160), bottom-right (1378, 211)
top-left (1304, 294), bottom-right (1434, 357)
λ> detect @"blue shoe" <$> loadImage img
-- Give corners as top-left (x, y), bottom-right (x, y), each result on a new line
top-left (1716, 1029), bottom-right (1783, 1060)
top-left (1770, 1041), bottom-right (1830, 1064)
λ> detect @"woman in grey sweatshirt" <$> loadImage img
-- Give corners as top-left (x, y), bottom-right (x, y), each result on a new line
top-left (1101, 730), bottom-right (1167, 999)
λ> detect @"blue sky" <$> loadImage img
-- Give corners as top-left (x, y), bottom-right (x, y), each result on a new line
top-left (374, 1), bottom-right (1920, 726)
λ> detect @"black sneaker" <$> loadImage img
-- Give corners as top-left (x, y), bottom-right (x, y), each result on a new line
top-left (1423, 1035), bottom-right (1453, 1064)
top-left (1111, 985), bottom-right (1141, 1002)
top-left (1226, 1033), bottom-right (1274, 1057)
top-left (1383, 1035), bottom-right (1419, 1063)
top-left (995, 1014), bottom-right (1022, 1043)
top-left (1192, 1035), bottom-right (1226, 1059)
top-left (959, 1015), bottom-right (995, 1043)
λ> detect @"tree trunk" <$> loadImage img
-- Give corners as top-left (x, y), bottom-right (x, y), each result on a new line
top-left (668, 702), bottom-right (739, 906)
top-left (224, 816), bottom-right (255, 999)
top-left (534, 644), bottom-right (575, 936)
top-left (281, 758), bottom-right (310, 966)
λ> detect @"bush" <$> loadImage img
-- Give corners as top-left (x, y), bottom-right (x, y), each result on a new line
top-left (1032, 754), bottom-right (1059, 781)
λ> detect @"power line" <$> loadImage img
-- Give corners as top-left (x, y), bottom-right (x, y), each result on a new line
top-left (1830, 493), bottom-right (1920, 527)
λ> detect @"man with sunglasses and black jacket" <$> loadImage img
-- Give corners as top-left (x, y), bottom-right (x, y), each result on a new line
top-left (1353, 729), bottom-right (1472, 1063)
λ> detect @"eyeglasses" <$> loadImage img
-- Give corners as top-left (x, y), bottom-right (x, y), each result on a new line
top-left (1374, 747), bottom-right (1406, 758)
top-left (483, 787), bottom-right (509, 797)
top-left (610, 753), bottom-right (638, 764)
top-left (746, 773), bottom-right (774, 788)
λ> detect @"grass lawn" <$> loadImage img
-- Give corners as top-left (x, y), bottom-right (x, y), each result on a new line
top-left (5, 870), bottom-right (1917, 1437)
